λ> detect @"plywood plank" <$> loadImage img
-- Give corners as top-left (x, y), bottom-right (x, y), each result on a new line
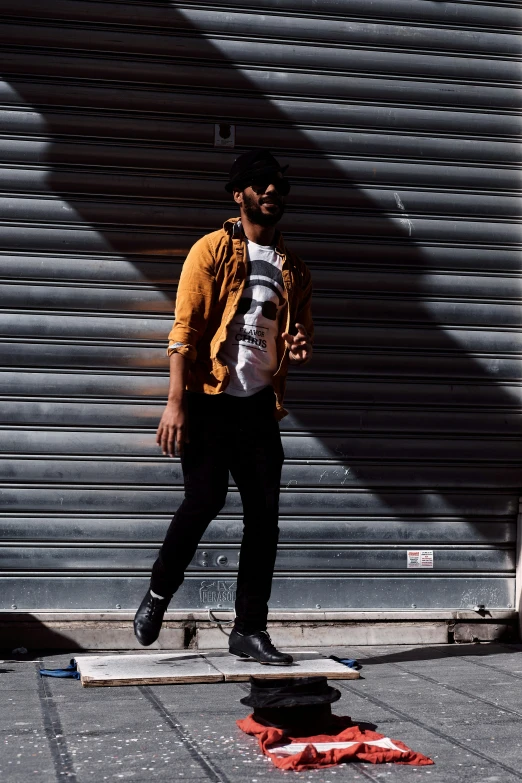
top-left (205, 652), bottom-right (360, 681)
top-left (74, 652), bottom-right (223, 687)
top-left (73, 651), bottom-right (359, 686)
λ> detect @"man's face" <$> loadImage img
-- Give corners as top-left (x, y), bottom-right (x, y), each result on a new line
top-left (234, 176), bottom-right (287, 226)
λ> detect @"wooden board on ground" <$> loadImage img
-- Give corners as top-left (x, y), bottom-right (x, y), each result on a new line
top-left (73, 651), bottom-right (360, 687)
top-left (205, 653), bottom-right (360, 681)
top-left (74, 652), bottom-right (223, 687)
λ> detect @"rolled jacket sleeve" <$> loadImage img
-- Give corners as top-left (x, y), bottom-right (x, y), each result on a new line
top-left (167, 235), bottom-right (216, 363)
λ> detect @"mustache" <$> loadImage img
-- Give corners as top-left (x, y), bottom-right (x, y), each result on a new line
top-left (260, 196), bottom-right (282, 205)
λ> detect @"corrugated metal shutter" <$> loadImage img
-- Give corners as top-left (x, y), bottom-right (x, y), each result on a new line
top-left (0, 0), bottom-right (519, 613)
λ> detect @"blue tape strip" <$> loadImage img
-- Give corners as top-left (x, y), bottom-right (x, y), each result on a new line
top-left (329, 655), bottom-right (362, 670)
top-left (39, 659), bottom-right (80, 679)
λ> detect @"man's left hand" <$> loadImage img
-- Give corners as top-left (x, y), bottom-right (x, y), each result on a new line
top-left (282, 323), bottom-right (313, 365)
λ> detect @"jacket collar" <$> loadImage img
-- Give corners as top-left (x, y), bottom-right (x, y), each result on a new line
top-left (223, 216), bottom-right (286, 256)
top-left (223, 216), bottom-right (241, 236)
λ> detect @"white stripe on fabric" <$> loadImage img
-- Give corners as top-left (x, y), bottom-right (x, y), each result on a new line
top-left (269, 738), bottom-right (406, 756)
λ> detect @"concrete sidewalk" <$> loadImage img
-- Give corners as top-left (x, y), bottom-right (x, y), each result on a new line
top-left (2, 643), bottom-right (522, 783)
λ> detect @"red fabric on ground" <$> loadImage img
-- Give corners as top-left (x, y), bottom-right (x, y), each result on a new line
top-left (237, 714), bottom-right (434, 770)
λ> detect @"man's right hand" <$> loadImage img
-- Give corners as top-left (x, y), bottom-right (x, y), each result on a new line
top-left (156, 402), bottom-right (188, 458)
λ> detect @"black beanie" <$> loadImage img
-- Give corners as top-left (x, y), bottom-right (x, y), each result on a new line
top-left (225, 149), bottom-right (289, 193)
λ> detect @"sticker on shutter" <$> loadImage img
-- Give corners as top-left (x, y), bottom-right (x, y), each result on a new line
top-left (407, 550), bottom-right (434, 569)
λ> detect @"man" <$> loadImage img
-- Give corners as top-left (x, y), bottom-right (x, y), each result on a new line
top-left (134, 149), bottom-right (313, 664)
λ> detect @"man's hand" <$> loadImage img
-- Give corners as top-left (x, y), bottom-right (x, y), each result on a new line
top-left (282, 322), bottom-right (313, 365)
top-left (156, 401), bottom-right (188, 458)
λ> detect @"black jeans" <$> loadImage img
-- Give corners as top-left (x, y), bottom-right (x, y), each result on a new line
top-left (150, 386), bottom-right (284, 633)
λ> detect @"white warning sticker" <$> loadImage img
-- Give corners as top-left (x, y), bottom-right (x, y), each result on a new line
top-left (407, 550), bottom-right (434, 569)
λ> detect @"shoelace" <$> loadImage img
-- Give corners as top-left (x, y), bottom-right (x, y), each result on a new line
top-left (258, 630), bottom-right (279, 653)
top-left (146, 595), bottom-right (167, 620)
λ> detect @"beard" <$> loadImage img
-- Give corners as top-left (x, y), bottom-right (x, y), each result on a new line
top-left (241, 190), bottom-right (285, 226)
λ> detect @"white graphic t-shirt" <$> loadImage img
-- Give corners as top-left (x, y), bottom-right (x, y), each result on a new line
top-left (219, 238), bottom-right (287, 397)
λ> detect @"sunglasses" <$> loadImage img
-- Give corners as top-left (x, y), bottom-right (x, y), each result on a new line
top-left (249, 177), bottom-right (291, 197)
top-left (237, 297), bottom-right (278, 321)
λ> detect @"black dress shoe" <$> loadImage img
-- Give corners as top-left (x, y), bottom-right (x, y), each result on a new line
top-left (133, 590), bottom-right (170, 646)
top-left (229, 629), bottom-right (293, 665)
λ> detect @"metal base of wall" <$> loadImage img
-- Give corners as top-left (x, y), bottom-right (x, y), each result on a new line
top-left (0, 611), bottom-right (517, 651)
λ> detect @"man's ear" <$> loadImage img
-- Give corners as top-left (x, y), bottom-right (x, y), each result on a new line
top-left (233, 189), bottom-right (243, 205)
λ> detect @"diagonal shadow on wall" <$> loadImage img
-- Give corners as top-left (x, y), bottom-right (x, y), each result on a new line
top-left (0, 1), bottom-right (521, 596)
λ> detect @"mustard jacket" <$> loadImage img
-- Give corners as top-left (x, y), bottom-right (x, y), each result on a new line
top-left (167, 217), bottom-right (314, 420)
